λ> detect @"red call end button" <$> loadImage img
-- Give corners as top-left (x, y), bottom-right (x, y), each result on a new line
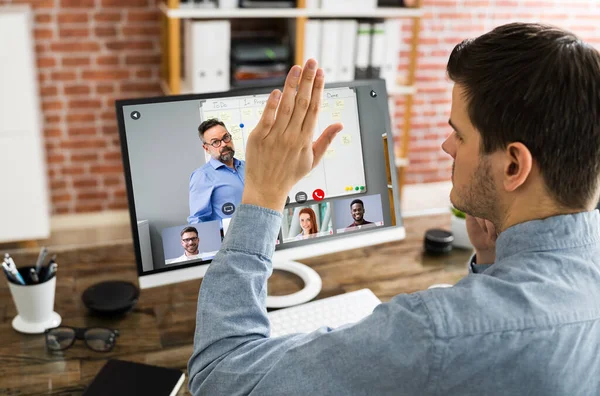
top-left (312, 189), bottom-right (325, 201)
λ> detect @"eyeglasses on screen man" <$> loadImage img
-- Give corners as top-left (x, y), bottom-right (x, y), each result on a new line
top-left (204, 132), bottom-right (232, 148)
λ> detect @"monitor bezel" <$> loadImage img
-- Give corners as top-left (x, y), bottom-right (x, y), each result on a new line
top-left (116, 79), bottom-right (403, 280)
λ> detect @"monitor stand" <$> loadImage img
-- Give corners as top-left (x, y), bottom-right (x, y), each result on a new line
top-left (265, 226), bottom-right (406, 308)
top-left (267, 260), bottom-right (322, 308)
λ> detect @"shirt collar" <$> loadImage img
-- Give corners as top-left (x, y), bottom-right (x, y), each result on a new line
top-left (209, 157), bottom-right (242, 170)
top-left (495, 210), bottom-right (600, 262)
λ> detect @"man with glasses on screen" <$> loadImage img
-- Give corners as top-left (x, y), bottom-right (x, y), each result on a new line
top-left (167, 226), bottom-right (213, 264)
top-left (188, 119), bottom-right (245, 225)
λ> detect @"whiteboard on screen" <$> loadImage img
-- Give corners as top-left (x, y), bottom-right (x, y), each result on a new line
top-left (198, 87), bottom-right (367, 204)
top-left (0, 6), bottom-right (50, 242)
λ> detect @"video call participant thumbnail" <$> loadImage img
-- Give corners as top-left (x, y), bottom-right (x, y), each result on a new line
top-left (347, 199), bottom-right (373, 229)
top-left (282, 203), bottom-right (333, 243)
top-left (296, 207), bottom-right (319, 240)
top-left (334, 194), bottom-right (385, 234)
top-left (163, 222), bottom-right (221, 265)
top-left (188, 119), bottom-right (245, 225)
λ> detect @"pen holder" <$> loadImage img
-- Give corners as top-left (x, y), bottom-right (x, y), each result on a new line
top-left (6, 266), bottom-right (62, 334)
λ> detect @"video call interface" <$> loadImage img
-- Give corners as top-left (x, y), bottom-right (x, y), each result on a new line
top-left (121, 86), bottom-right (394, 274)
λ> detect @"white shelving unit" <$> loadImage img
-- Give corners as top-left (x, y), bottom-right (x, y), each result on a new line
top-left (159, 3), bottom-right (424, 19)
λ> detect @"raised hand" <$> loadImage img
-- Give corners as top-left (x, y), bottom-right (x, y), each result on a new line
top-left (241, 59), bottom-right (344, 212)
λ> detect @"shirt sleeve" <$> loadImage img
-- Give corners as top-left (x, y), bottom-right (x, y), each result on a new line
top-left (187, 204), bottom-right (437, 396)
top-left (188, 169), bottom-right (214, 224)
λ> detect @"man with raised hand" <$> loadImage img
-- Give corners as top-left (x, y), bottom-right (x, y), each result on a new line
top-left (189, 22), bottom-right (600, 395)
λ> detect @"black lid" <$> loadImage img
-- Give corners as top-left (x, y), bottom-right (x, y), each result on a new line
top-left (424, 228), bottom-right (454, 255)
top-left (82, 281), bottom-right (139, 316)
top-left (426, 229), bottom-right (454, 243)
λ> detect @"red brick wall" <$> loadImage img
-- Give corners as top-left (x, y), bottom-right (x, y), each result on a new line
top-left (396, 0), bottom-right (600, 184)
top-left (4, 0), bottom-right (600, 213)
top-left (3, 0), bottom-right (162, 214)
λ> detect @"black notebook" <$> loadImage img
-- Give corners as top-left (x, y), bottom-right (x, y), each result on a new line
top-left (83, 359), bottom-right (185, 396)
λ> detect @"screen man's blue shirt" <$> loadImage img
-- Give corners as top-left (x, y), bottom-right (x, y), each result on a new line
top-left (187, 157), bottom-right (245, 224)
top-left (188, 205), bottom-right (600, 395)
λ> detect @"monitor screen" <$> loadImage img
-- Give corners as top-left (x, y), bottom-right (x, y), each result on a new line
top-left (116, 79), bottom-right (404, 288)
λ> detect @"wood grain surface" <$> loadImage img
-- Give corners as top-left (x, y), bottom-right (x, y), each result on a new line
top-left (0, 214), bottom-right (471, 395)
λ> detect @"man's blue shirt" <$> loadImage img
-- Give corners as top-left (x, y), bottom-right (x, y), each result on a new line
top-left (187, 158), bottom-right (245, 224)
top-left (188, 205), bottom-right (600, 395)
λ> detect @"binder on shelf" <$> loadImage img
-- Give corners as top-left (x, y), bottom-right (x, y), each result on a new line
top-left (320, 20), bottom-right (341, 83)
top-left (382, 19), bottom-right (402, 91)
top-left (355, 22), bottom-right (372, 80)
top-left (184, 20), bottom-right (230, 94)
top-left (369, 21), bottom-right (385, 79)
top-left (305, 0), bottom-right (320, 8)
top-left (303, 19), bottom-right (322, 65)
top-left (337, 20), bottom-right (357, 82)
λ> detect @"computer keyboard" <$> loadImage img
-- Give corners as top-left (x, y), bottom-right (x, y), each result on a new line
top-left (268, 289), bottom-right (382, 338)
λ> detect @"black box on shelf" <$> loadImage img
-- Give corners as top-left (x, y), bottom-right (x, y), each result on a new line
top-left (231, 39), bottom-right (291, 88)
top-left (240, 0), bottom-right (295, 8)
top-left (377, 0), bottom-right (410, 6)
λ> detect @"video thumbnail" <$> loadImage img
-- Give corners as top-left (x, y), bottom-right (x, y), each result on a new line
top-left (162, 221), bottom-right (222, 265)
top-left (333, 193), bottom-right (384, 234)
top-left (282, 202), bottom-right (333, 243)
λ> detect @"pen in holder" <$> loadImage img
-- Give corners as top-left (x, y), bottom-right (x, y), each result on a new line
top-left (6, 265), bottom-right (62, 334)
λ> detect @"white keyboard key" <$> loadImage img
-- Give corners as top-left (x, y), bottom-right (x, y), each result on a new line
top-left (268, 289), bottom-right (381, 338)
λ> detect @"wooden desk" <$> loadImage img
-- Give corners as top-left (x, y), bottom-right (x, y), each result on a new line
top-left (0, 214), bottom-right (471, 395)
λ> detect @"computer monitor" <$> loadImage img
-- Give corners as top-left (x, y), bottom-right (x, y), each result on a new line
top-left (116, 79), bottom-right (405, 306)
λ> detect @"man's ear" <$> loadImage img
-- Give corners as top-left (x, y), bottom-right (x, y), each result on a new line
top-left (503, 142), bottom-right (533, 192)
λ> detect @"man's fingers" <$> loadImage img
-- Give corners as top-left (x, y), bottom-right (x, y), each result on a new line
top-left (476, 217), bottom-right (487, 232)
top-left (289, 59), bottom-right (318, 132)
top-left (255, 89), bottom-right (282, 139)
top-left (312, 123), bottom-right (343, 169)
top-left (272, 65), bottom-right (302, 133)
top-left (485, 220), bottom-right (498, 240)
top-left (301, 67), bottom-right (325, 145)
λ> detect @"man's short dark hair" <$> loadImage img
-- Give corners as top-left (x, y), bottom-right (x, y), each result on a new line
top-left (181, 226), bottom-right (198, 238)
top-left (350, 199), bottom-right (364, 209)
top-left (198, 118), bottom-right (226, 141)
top-left (447, 22), bottom-right (600, 209)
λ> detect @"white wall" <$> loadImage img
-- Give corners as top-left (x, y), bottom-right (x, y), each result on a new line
top-left (0, 6), bottom-right (50, 242)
